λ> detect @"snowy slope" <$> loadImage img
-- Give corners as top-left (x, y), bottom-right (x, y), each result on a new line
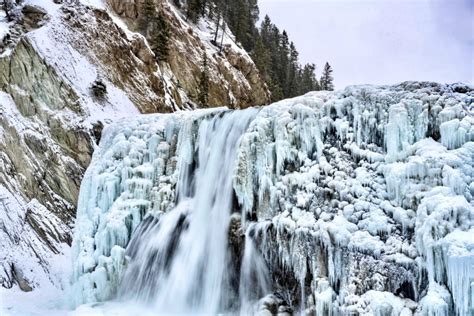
top-left (70, 82), bottom-right (473, 315)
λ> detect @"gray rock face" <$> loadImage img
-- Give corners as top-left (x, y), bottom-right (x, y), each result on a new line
top-left (0, 36), bottom-right (92, 290)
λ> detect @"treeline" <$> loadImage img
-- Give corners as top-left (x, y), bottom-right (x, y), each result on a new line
top-left (253, 15), bottom-right (335, 101)
top-left (176, 0), bottom-right (335, 101)
top-left (177, 0), bottom-right (260, 52)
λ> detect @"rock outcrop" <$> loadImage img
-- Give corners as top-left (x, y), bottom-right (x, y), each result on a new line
top-left (107, 0), bottom-right (270, 109)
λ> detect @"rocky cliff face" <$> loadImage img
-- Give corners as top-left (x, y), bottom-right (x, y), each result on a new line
top-left (107, 0), bottom-right (270, 108)
top-left (0, 0), bottom-right (269, 292)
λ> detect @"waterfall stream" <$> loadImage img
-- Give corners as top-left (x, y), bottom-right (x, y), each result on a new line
top-left (117, 108), bottom-right (269, 314)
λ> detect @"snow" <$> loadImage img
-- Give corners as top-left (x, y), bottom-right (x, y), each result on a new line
top-left (0, 92), bottom-right (74, 292)
top-left (26, 0), bottom-right (62, 16)
top-left (0, 9), bottom-right (9, 39)
top-left (79, 0), bottom-right (106, 10)
top-left (0, 232), bottom-right (71, 315)
top-left (28, 18), bottom-right (140, 125)
top-left (0, 0), bottom-right (295, 314)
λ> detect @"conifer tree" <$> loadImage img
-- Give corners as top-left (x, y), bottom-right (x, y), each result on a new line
top-left (153, 11), bottom-right (171, 61)
top-left (260, 15), bottom-right (272, 42)
top-left (140, 0), bottom-right (156, 32)
top-left (198, 52), bottom-right (210, 106)
top-left (210, 0), bottom-right (226, 46)
top-left (320, 62), bottom-right (334, 91)
top-left (279, 31), bottom-right (290, 96)
top-left (299, 64), bottom-right (319, 94)
top-left (251, 35), bottom-right (271, 80)
top-left (175, 0), bottom-right (335, 102)
top-left (287, 42), bottom-right (300, 97)
top-left (186, 0), bottom-right (202, 23)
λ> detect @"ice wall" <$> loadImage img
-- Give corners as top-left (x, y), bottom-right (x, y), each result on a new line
top-left (71, 108), bottom-right (219, 305)
top-left (72, 82), bottom-right (473, 315)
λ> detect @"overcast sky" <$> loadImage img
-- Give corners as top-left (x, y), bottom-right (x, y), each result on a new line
top-left (259, 0), bottom-right (473, 89)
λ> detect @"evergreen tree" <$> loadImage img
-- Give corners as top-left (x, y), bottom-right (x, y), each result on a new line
top-left (320, 62), bottom-right (334, 91)
top-left (173, 0), bottom-right (182, 8)
top-left (251, 35), bottom-right (271, 80)
top-left (299, 64), bottom-right (319, 94)
top-left (260, 15), bottom-right (272, 44)
top-left (153, 11), bottom-right (171, 62)
top-left (175, 0), bottom-right (334, 102)
top-left (186, 0), bottom-right (202, 23)
top-left (269, 81), bottom-right (283, 102)
top-left (279, 31), bottom-right (290, 96)
top-left (287, 42), bottom-right (300, 97)
top-left (140, 0), bottom-right (156, 32)
top-left (251, 15), bottom-right (321, 101)
top-left (198, 52), bottom-right (210, 106)
top-left (210, 0), bottom-right (226, 46)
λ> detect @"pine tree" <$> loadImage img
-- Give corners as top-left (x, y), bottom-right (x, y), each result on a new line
top-left (251, 35), bottom-right (271, 78)
top-left (211, 0), bottom-right (225, 45)
top-left (299, 64), bottom-right (319, 95)
top-left (179, 1), bottom-right (335, 102)
top-left (287, 42), bottom-right (300, 97)
top-left (186, 0), bottom-right (202, 23)
top-left (153, 11), bottom-right (171, 61)
top-left (320, 62), bottom-right (334, 91)
top-left (198, 52), bottom-right (210, 106)
top-left (140, 0), bottom-right (156, 32)
top-left (259, 15), bottom-right (272, 46)
top-left (279, 31), bottom-right (290, 96)
top-left (173, 0), bottom-right (181, 8)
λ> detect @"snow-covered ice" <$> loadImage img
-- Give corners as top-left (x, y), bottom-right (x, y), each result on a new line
top-left (67, 82), bottom-right (474, 315)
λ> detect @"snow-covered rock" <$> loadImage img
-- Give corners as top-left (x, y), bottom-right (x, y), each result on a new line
top-left (72, 82), bottom-right (473, 315)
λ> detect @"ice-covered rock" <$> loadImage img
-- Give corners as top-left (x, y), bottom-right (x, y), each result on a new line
top-left (72, 82), bottom-right (473, 315)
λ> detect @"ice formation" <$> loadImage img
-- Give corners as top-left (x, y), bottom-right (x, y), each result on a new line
top-left (72, 82), bottom-right (473, 315)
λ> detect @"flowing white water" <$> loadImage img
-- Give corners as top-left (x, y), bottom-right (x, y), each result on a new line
top-left (118, 108), bottom-right (268, 314)
top-left (239, 223), bottom-right (272, 315)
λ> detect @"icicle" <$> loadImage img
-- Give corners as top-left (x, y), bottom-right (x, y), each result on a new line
top-left (443, 230), bottom-right (474, 316)
top-left (385, 104), bottom-right (410, 162)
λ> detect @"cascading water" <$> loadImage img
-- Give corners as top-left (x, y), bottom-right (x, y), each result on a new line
top-left (116, 108), bottom-right (270, 314)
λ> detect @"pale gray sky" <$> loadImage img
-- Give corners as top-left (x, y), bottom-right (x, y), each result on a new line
top-left (259, 0), bottom-right (473, 89)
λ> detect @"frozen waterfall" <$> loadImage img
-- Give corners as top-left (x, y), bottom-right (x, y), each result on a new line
top-left (118, 108), bottom-right (265, 313)
top-left (71, 83), bottom-right (473, 315)
top-left (71, 107), bottom-right (273, 313)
